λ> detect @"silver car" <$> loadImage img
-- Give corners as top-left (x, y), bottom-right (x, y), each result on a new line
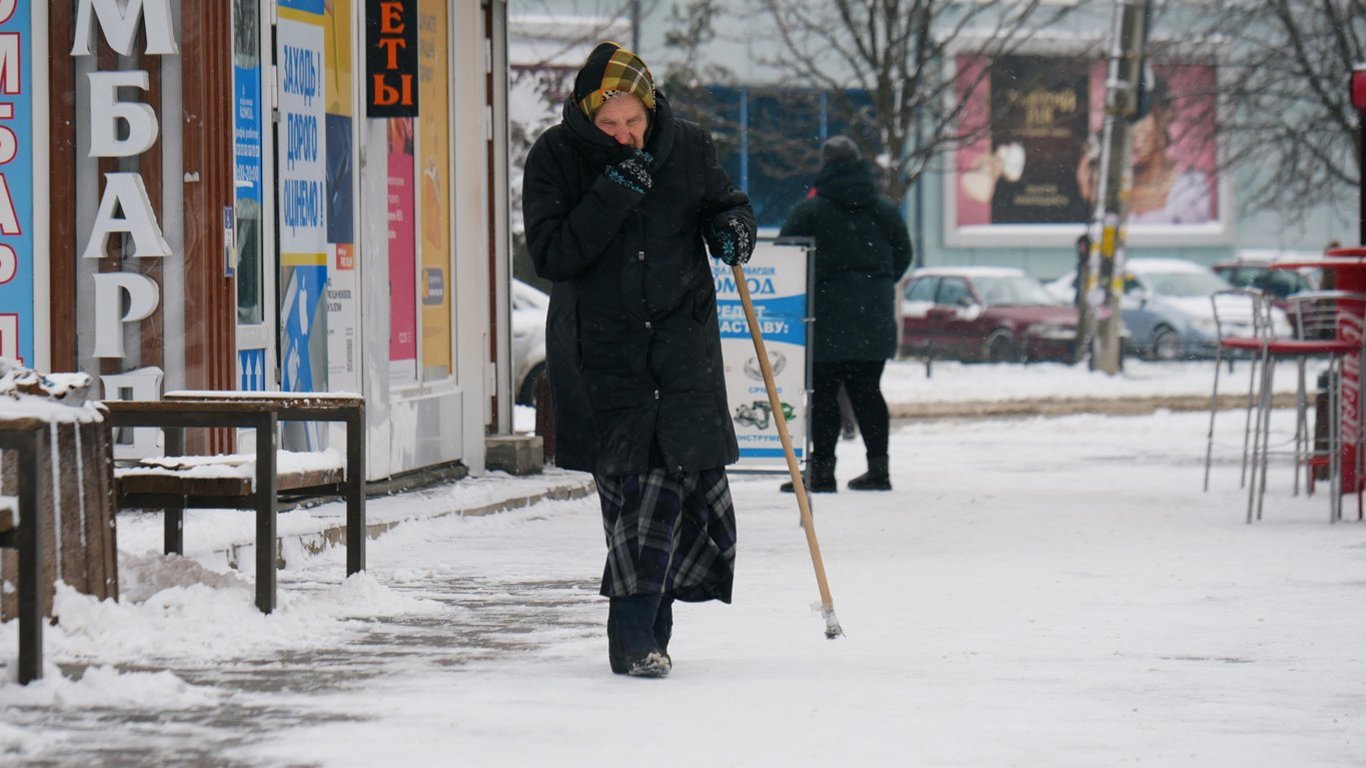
top-left (511, 279), bottom-right (549, 405)
top-left (1047, 257), bottom-right (1285, 360)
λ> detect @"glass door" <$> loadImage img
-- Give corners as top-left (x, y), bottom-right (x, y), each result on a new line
top-left (234, 0), bottom-right (276, 392)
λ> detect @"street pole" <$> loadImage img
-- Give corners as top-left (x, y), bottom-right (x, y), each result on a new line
top-left (1355, 64), bottom-right (1366, 245)
top-left (631, 0), bottom-right (641, 54)
top-left (1085, 0), bottom-right (1153, 374)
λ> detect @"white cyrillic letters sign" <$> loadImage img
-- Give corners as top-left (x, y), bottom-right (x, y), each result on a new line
top-left (71, 0), bottom-right (178, 57)
top-left (76, 0), bottom-right (179, 360)
top-left (81, 172), bottom-right (172, 259)
top-left (87, 71), bottom-right (158, 157)
top-left (101, 366), bottom-right (165, 458)
top-left (92, 272), bottom-right (160, 358)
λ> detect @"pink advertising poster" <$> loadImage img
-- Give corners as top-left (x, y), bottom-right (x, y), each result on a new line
top-left (388, 117), bottom-right (417, 382)
top-left (1087, 61), bottom-right (1219, 226)
top-left (954, 54), bottom-right (1219, 233)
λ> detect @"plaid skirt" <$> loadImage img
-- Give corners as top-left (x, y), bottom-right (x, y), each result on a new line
top-left (594, 467), bottom-right (736, 603)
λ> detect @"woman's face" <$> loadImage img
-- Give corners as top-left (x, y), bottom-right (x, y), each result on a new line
top-left (1131, 108), bottom-right (1169, 165)
top-left (593, 94), bottom-right (649, 149)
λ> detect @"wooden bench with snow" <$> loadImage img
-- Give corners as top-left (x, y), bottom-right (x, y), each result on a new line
top-left (103, 391), bottom-right (366, 614)
top-left (0, 417), bottom-right (45, 684)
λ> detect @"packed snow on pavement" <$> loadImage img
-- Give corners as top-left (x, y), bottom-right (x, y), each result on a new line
top-left (1, 360), bottom-right (1363, 766)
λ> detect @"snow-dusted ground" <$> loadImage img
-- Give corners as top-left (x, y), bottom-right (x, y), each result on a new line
top-left (2, 360), bottom-right (1364, 766)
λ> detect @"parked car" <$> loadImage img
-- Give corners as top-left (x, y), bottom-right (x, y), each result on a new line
top-left (1046, 257), bottom-right (1278, 360)
top-left (1211, 257), bottom-right (1318, 309)
top-left (511, 279), bottom-right (549, 405)
top-left (899, 266), bottom-right (1079, 363)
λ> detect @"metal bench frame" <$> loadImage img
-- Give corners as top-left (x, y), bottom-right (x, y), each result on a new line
top-left (105, 395), bottom-right (365, 613)
top-left (0, 418), bottom-right (45, 684)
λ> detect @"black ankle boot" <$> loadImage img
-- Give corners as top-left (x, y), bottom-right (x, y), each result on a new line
top-left (607, 600), bottom-right (627, 674)
top-left (654, 597), bottom-right (673, 658)
top-left (781, 456), bottom-right (836, 493)
top-left (608, 595), bottom-right (670, 677)
top-left (848, 455), bottom-right (891, 491)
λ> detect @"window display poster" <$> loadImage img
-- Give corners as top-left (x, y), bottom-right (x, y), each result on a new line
top-left (714, 241), bottom-right (810, 469)
top-left (954, 54), bottom-right (1220, 232)
top-left (0, 3), bottom-right (33, 364)
top-left (277, 10), bottom-right (330, 415)
top-left (323, 0), bottom-right (358, 391)
top-left (387, 117), bottom-right (417, 384)
top-left (417, 0), bottom-right (451, 376)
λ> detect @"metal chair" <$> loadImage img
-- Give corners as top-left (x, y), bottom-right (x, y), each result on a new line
top-left (1247, 291), bottom-right (1366, 523)
top-left (1204, 289), bottom-right (1274, 494)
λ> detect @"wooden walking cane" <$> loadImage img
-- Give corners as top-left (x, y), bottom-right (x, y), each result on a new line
top-left (731, 264), bottom-right (844, 639)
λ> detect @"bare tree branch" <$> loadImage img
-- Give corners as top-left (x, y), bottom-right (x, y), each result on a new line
top-left (1178, 0), bottom-right (1364, 222)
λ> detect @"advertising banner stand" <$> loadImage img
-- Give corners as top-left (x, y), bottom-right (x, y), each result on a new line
top-left (714, 237), bottom-right (814, 473)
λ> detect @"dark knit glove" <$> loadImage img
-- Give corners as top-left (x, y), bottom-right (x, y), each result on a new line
top-left (604, 149), bottom-right (653, 195)
top-left (705, 214), bottom-right (754, 266)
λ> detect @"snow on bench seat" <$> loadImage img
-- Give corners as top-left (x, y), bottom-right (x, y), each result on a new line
top-left (0, 494), bottom-right (14, 534)
top-left (116, 448), bottom-right (346, 496)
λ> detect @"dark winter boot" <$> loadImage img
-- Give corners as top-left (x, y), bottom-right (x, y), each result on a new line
top-left (607, 600), bottom-right (627, 675)
top-left (654, 597), bottom-right (673, 661)
top-left (780, 456), bottom-right (837, 493)
top-left (609, 594), bottom-right (671, 678)
top-left (847, 455), bottom-right (891, 491)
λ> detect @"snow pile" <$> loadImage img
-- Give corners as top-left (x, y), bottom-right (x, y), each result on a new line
top-left (0, 357), bottom-right (104, 424)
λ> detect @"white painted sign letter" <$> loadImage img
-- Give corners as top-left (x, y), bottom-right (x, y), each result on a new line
top-left (88, 71), bottom-right (158, 157)
top-left (81, 172), bottom-right (172, 259)
top-left (92, 272), bottom-right (160, 358)
top-left (71, 0), bottom-right (178, 57)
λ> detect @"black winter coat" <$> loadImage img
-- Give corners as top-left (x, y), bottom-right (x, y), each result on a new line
top-left (780, 159), bottom-right (913, 362)
top-left (522, 95), bottom-right (755, 476)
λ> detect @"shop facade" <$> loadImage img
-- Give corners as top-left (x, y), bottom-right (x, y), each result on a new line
top-left (2, 0), bottom-right (510, 479)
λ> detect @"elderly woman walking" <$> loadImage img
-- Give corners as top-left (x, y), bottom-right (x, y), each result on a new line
top-left (521, 42), bottom-right (756, 678)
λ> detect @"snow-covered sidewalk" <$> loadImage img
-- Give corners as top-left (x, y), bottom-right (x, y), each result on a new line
top-left (2, 365), bottom-right (1364, 765)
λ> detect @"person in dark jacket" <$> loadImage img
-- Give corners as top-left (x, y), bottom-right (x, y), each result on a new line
top-left (779, 135), bottom-right (913, 492)
top-left (521, 42), bottom-right (756, 678)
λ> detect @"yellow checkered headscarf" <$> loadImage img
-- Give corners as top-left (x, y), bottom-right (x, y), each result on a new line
top-left (573, 42), bottom-right (656, 120)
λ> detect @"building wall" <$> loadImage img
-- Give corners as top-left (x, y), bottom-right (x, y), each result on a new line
top-left (35, 0), bottom-right (505, 479)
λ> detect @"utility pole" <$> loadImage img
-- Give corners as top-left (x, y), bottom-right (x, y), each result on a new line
top-left (1353, 64), bottom-right (1366, 245)
top-left (1084, 0), bottom-right (1153, 374)
top-left (631, 0), bottom-right (641, 53)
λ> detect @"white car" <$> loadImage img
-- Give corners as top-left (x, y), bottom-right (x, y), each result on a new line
top-left (1046, 257), bottom-right (1289, 360)
top-left (511, 279), bottom-right (549, 405)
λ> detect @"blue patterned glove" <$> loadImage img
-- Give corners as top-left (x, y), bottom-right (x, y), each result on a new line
top-left (604, 149), bottom-right (653, 194)
top-left (705, 215), bottom-right (754, 266)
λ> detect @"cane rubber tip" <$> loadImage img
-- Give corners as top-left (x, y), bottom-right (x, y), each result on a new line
top-left (822, 608), bottom-right (844, 639)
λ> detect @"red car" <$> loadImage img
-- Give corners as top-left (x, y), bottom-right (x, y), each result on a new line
top-left (899, 267), bottom-right (1079, 363)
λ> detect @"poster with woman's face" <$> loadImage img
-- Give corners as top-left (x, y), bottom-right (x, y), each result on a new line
top-left (952, 54), bottom-right (1220, 240)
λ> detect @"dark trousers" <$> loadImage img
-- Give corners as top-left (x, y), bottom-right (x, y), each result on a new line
top-left (812, 360), bottom-right (888, 461)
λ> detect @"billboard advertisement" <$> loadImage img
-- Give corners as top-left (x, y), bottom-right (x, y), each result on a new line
top-left (951, 54), bottom-right (1221, 244)
top-left (714, 241), bottom-right (811, 470)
